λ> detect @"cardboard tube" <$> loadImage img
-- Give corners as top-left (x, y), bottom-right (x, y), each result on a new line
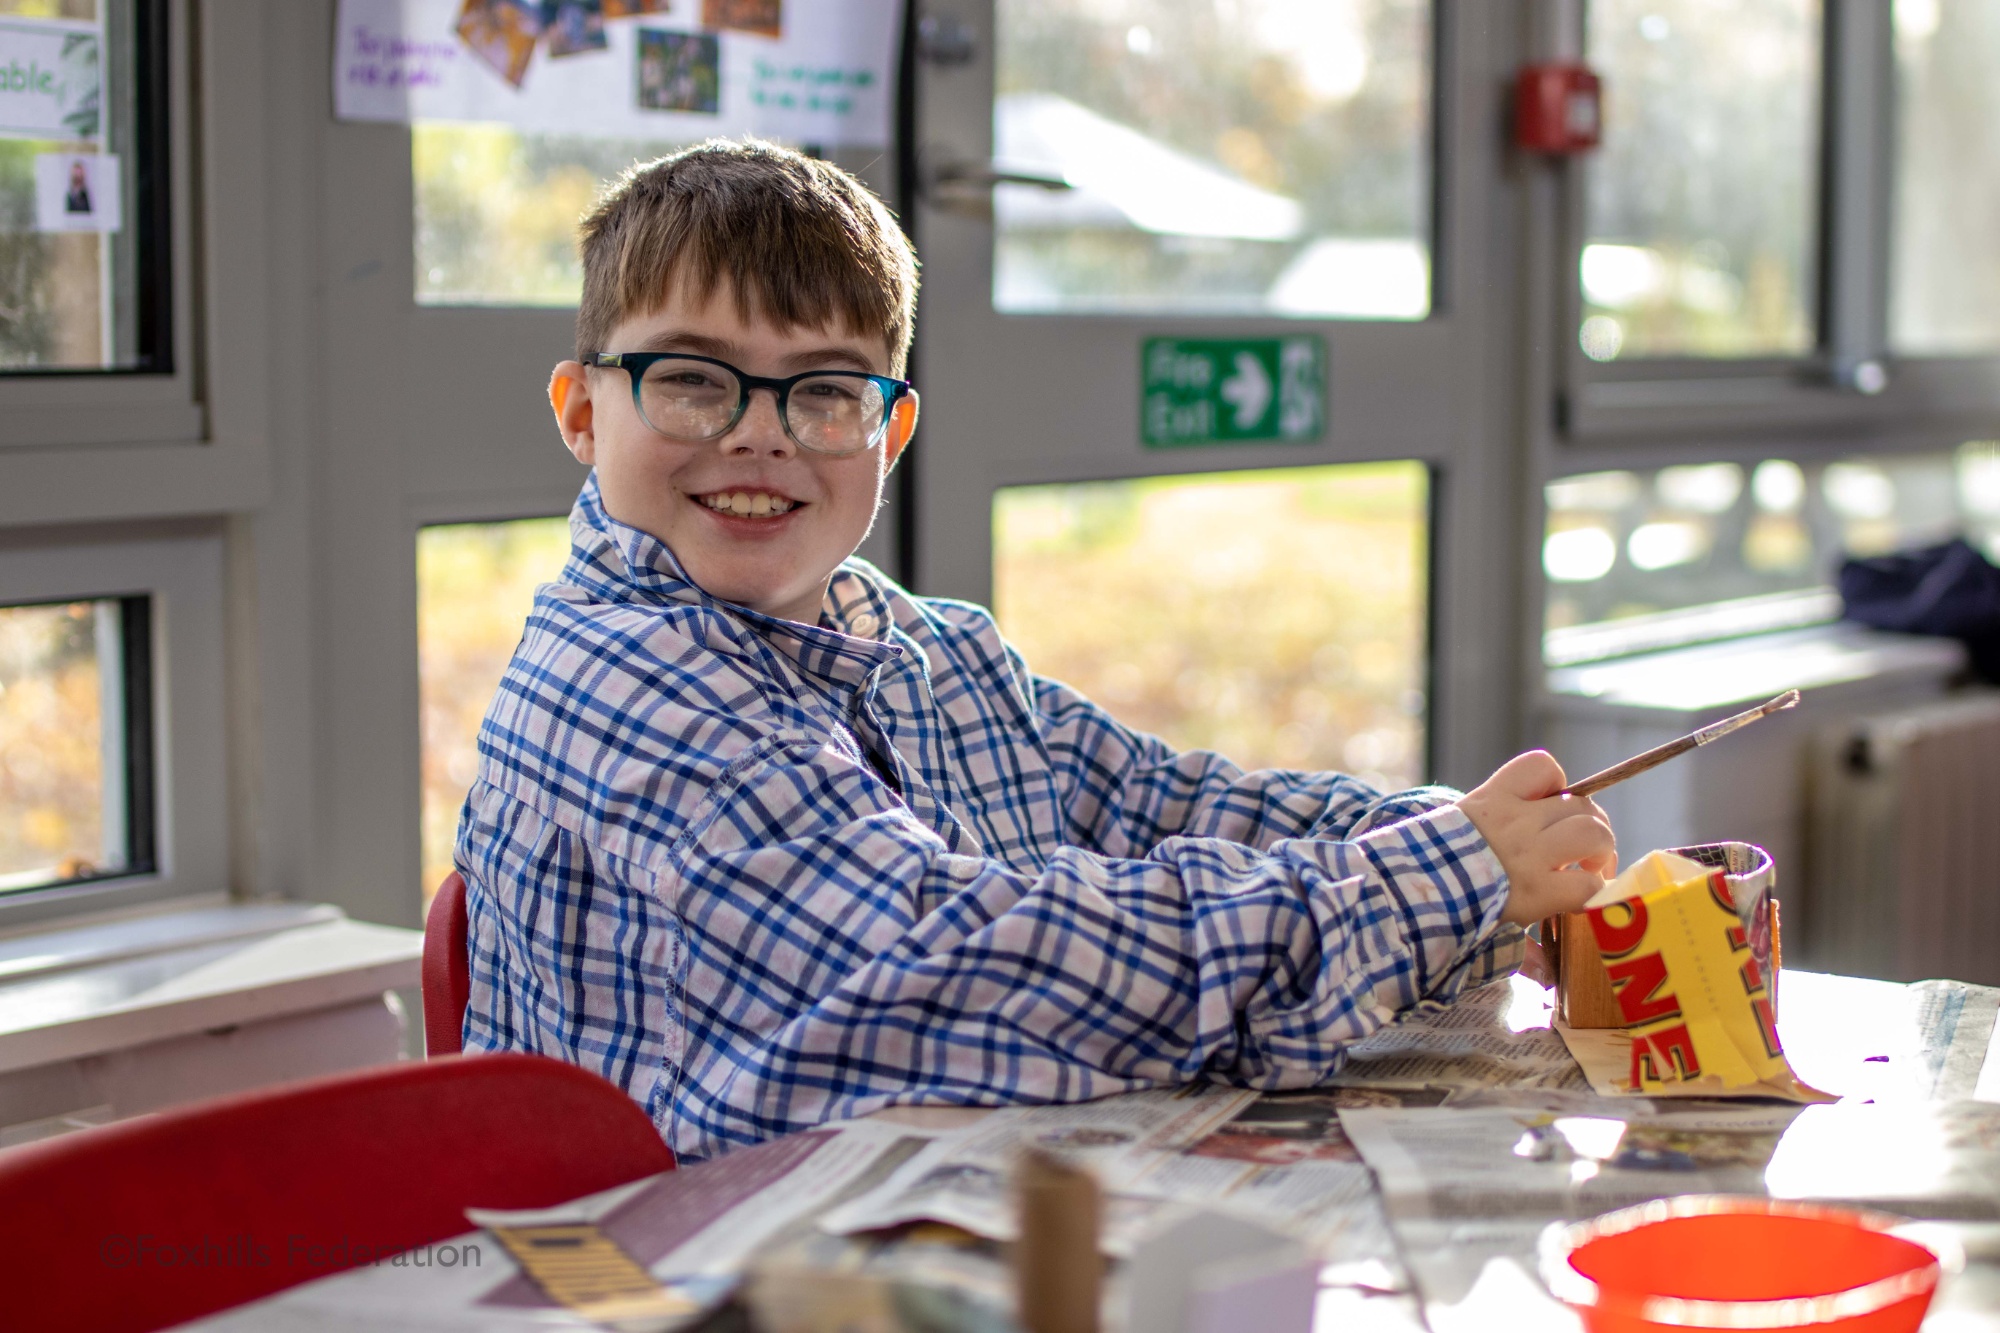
top-left (1014, 1149), bottom-right (1102, 1333)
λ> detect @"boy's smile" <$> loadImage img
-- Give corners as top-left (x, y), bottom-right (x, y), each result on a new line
top-left (549, 282), bottom-right (916, 626)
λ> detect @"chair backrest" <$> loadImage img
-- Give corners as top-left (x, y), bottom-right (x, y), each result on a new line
top-left (0, 1052), bottom-right (675, 1333)
top-left (424, 869), bottom-right (470, 1055)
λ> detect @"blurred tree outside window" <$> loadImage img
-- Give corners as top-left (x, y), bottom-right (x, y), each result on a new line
top-left (1580, 0), bottom-right (1821, 361)
top-left (0, 598), bottom-right (131, 894)
top-left (417, 517), bottom-right (570, 906)
top-left (414, 126), bottom-right (695, 306)
top-left (1890, 0), bottom-right (2000, 354)
top-left (993, 462), bottom-right (1429, 791)
top-left (994, 0), bottom-right (1433, 318)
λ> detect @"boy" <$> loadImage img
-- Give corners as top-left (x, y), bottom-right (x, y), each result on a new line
top-left (458, 140), bottom-right (1616, 1162)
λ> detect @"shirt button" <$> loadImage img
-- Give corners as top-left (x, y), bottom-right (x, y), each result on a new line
top-left (850, 612), bottom-right (878, 636)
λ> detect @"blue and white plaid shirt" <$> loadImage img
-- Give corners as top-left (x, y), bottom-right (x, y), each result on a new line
top-left (458, 476), bottom-right (1523, 1161)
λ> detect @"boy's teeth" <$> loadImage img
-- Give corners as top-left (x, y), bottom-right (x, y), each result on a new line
top-left (703, 492), bottom-right (794, 516)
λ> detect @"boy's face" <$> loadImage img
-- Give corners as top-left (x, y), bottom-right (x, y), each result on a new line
top-left (550, 281), bottom-right (915, 625)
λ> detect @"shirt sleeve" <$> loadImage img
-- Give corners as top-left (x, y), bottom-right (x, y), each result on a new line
top-left (663, 734), bottom-right (1515, 1160)
top-left (1031, 673), bottom-right (1466, 856)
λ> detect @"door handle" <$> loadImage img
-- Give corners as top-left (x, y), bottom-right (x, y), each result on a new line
top-left (920, 159), bottom-right (1073, 218)
top-left (929, 162), bottom-right (1073, 192)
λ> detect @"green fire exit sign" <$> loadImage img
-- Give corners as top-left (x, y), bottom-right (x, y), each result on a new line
top-left (1141, 336), bottom-right (1326, 448)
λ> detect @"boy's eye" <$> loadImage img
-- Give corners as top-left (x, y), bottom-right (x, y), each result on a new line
top-left (799, 379), bottom-right (861, 401)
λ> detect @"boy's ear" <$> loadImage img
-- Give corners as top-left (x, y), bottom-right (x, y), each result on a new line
top-left (550, 362), bottom-right (595, 465)
top-left (884, 390), bottom-right (919, 467)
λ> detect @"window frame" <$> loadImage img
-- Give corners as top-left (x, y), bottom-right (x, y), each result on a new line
top-left (0, 524), bottom-right (229, 932)
top-left (0, 0), bottom-right (203, 449)
top-left (1553, 0), bottom-right (2000, 448)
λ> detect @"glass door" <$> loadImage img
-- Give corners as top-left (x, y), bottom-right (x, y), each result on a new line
top-left (911, 0), bottom-right (1521, 786)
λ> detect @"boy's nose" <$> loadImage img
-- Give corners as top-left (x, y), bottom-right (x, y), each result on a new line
top-left (723, 387), bottom-right (794, 457)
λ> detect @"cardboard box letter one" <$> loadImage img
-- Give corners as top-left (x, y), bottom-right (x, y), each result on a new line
top-left (1547, 842), bottom-right (1780, 1031)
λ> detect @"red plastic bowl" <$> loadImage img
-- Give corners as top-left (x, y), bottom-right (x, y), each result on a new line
top-left (1541, 1197), bottom-right (1950, 1333)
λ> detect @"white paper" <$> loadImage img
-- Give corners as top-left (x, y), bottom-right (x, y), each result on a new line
top-left (334, 0), bottom-right (901, 148)
top-left (0, 16), bottom-right (99, 142)
top-left (34, 151), bottom-right (118, 232)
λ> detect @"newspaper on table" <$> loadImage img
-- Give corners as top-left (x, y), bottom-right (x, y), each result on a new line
top-left (819, 1083), bottom-right (1411, 1277)
top-left (1330, 974), bottom-right (1592, 1094)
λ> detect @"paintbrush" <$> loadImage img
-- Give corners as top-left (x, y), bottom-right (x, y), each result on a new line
top-left (1562, 689), bottom-right (1802, 800)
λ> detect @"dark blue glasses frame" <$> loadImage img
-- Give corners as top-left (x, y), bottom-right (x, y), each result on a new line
top-left (588, 351), bottom-right (911, 456)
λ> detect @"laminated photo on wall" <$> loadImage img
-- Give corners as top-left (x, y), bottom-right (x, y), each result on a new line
top-left (543, 0), bottom-right (608, 58)
top-left (637, 29), bottom-right (719, 114)
top-left (702, 0), bottom-right (781, 38)
top-left (33, 151), bottom-right (118, 233)
top-left (453, 0), bottom-right (541, 86)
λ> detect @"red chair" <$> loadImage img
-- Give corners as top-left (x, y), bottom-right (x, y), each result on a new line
top-left (0, 1052), bottom-right (675, 1333)
top-left (424, 869), bottom-right (470, 1055)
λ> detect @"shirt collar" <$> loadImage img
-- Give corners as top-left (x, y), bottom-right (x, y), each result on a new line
top-left (564, 472), bottom-right (903, 686)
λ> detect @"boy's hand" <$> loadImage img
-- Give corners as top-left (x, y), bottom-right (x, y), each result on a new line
top-left (1455, 751), bottom-right (1617, 927)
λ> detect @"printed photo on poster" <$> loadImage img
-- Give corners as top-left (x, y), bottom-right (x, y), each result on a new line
top-left (34, 152), bottom-right (119, 232)
top-left (701, 0), bottom-right (780, 38)
top-left (601, 0), bottom-right (671, 15)
top-left (543, 0), bottom-right (607, 57)
top-left (637, 28), bottom-right (718, 113)
top-left (455, 0), bottom-right (541, 86)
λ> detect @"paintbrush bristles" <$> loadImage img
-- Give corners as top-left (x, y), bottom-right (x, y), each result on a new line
top-left (1562, 690), bottom-right (1802, 800)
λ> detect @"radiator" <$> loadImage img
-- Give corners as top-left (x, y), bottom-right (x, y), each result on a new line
top-left (1803, 692), bottom-right (2000, 985)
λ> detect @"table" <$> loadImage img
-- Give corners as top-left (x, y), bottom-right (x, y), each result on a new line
top-left (185, 970), bottom-right (2000, 1331)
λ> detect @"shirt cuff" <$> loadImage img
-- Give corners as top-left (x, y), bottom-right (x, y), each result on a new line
top-left (1350, 801), bottom-right (1515, 1000)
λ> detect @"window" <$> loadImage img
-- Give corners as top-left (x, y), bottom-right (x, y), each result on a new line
top-left (416, 516), bottom-right (569, 905)
top-left (1889, 0), bottom-right (2000, 355)
top-left (0, 0), bottom-right (170, 372)
top-left (992, 0), bottom-right (1433, 318)
top-left (1541, 445), bottom-right (1995, 664)
top-left (993, 462), bottom-right (1429, 789)
top-left (0, 594), bottom-right (152, 896)
top-left (414, 125), bottom-right (684, 306)
top-left (1580, 0), bottom-right (1822, 360)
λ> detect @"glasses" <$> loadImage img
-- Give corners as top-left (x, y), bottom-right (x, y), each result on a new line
top-left (588, 352), bottom-right (911, 457)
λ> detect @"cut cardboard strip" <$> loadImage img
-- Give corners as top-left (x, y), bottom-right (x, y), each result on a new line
top-left (486, 1223), bottom-right (712, 1332)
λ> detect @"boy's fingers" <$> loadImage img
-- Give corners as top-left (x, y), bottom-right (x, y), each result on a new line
top-left (1542, 867), bottom-right (1608, 913)
top-left (1494, 750), bottom-right (1567, 801)
top-left (1539, 813), bottom-right (1616, 869)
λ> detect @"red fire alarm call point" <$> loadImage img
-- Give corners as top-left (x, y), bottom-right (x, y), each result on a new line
top-left (1515, 63), bottom-right (1602, 154)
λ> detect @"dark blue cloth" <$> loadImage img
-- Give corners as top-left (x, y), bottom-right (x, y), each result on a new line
top-left (1839, 538), bottom-right (2000, 683)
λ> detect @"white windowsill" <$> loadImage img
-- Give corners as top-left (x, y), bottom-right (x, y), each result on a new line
top-left (0, 900), bottom-right (424, 1075)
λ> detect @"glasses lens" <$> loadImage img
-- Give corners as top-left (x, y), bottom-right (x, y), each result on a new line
top-left (636, 358), bottom-right (740, 439)
top-left (786, 375), bottom-right (887, 455)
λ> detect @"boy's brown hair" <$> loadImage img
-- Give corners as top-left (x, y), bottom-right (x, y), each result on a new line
top-left (576, 139), bottom-right (918, 372)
